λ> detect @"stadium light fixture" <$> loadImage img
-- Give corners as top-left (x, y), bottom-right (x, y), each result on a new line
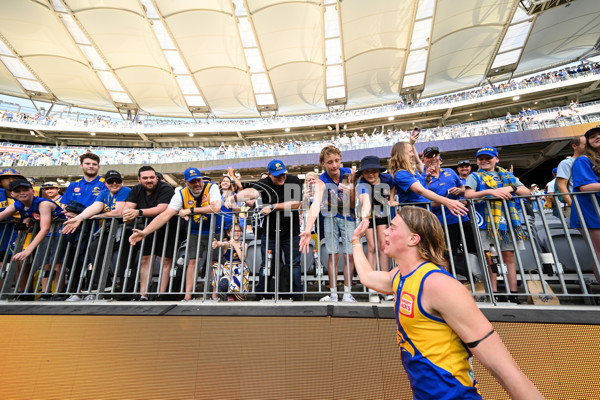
top-left (89, 132), bottom-right (96, 136)
top-left (324, 1), bottom-right (347, 108)
top-left (139, 0), bottom-right (210, 114)
top-left (232, 0), bottom-right (277, 113)
top-left (400, 0), bottom-right (434, 100)
top-left (487, 7), bottom-right (535, 78)
top-left (285, 128), bottom-right (290, 132)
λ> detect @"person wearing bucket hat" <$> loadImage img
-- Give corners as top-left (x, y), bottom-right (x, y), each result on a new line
top-left (569, 126), bottom-right (600, 282)
top-left (0, 179), bottom-right (66, 296)
top-left (0, 168), bottom-right (26, 193)
top-left (355, 156), bottom-right (394, 303)
top-left (41, 181), bottom-right (62, 203)
top-left (464, 146), bottom-right (531, 302)
top-left (129, 167), bottom-right (222, 301)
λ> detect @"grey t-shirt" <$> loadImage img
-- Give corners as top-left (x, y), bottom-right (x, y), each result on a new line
top-left (556, 157), bottom-right (575, 193)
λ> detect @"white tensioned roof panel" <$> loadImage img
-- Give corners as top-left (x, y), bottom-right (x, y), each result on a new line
top-left (424, 0), bottom-right (514, 96)
top-left (164, 7), bottom-right (254, 116)
top-left (341, 0), bottom-right (413, 102)
top-left (269, 63), bottom-right (324, 114)
top-left (0, 0), bottom-right (112, 106)
top-left (26, 56), bottom-right (114, 108)
top-left (0, 61), bottom-right (22, 97)
top-left (250, 1), bottom-right (323, 109)
top-left (73, 5), bottom-right (188, 114)
top-left (193, 68), bottom-right (258, 117)
top-left (516, 0), bottom-right (600, 75)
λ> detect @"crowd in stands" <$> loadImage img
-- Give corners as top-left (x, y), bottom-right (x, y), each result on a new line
top-left (1, 62), bottom-right (598, 135)
top-left (0, 119), bottom-right (598, 304)
top-left (1, 98), bottom-right (599, 168)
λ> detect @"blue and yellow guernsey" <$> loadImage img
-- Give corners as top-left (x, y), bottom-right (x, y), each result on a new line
top-left (393, 262), bottom-right (482, 400)
top-left (180, 182), bottom-right (217, 235)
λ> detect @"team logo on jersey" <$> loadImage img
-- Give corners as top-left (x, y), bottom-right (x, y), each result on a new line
top-left (399, 292), bottom-right (415, 318)
top-left (32, 213), bottom-right (40, 220)
top-left (74, 187), bottom-right (81, 193)
top-left (187, 200), bottom-right (194, 205)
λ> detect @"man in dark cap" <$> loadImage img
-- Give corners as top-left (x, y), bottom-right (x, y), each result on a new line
top-left (225, 159), bottom-right (303, 300)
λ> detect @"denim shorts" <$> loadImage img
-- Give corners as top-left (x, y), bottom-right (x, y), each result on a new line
top-left (323, 216), bottom-right (357, 254)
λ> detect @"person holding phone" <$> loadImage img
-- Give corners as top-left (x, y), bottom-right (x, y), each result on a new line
top-left (300, 146), bottom-right (357, 302)
top-left (388, 129), bottom-right (468, 217)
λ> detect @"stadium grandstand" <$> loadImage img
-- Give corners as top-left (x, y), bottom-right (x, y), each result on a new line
top-left (1, 1), bottom-right (600, 399)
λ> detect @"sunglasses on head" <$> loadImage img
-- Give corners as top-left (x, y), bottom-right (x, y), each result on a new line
top-left (457, 160), bottom-right (470, 166)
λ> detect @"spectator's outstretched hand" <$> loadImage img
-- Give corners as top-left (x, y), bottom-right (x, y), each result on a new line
top-left (12, 249), bottom-right (31, 262)
top-left (443, 199), bottom-right (469, 217)
top-left (129, 229), bottom-right (147, 246)
top-left (298, 230), bottom-right (312, 253)
top-left (62, 217), bottom-right (82, 235)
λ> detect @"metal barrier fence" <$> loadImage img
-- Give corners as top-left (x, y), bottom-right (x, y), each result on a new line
top-left (0, 192), bottom-right (598, 305)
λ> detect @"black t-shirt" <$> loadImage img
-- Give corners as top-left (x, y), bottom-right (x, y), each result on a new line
top-left (252, 175), bottom-right (302, 238)
top-left (126, 181), bottom-right (175, 221)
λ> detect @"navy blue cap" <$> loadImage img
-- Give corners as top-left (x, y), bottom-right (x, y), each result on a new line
top-left (584, 126), bottom-right (600, 140)
top-left (267, 160), bottom-right (287, 177)
top-left (9, 179), bottom-right (32, 192)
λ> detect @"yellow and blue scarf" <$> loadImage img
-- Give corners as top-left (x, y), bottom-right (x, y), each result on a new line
top-left (476, 167), bottom-right (527, 243)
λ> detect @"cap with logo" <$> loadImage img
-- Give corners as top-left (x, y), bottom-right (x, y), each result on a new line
top-left (104, 170), bottom-right (122, 181)
top-left (267, 159), bottom-right (287, 177)
top-left (184, 167), bottom-right (202, 182)
top-left (9, 179), bottom-right (33, 192)
top-left (0, 168), bottom-right (25, 180)
top-left (476, 147), bottom-right (498, 158)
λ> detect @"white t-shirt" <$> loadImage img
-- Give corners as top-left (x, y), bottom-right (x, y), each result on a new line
top-left (167, 183), bottom-right (221, 211)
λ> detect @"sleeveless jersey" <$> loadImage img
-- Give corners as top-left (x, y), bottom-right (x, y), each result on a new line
top-left (180, 182), bottom-right (217, 234)
top-left (14, 197), bottom-right (66, 237)
top-left (393, 262), bottom-right (481, 400)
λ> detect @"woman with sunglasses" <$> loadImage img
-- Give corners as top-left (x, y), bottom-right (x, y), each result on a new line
top-left (388, 134), bottom-right (468, 217)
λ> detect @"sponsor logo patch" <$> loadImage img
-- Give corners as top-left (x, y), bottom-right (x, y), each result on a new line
top-left (74, 187), bottom-right (81, 193)
top-left (187, 200), bottom-right (194, 205)
top-left (399, 292), bottom-right (415, 318)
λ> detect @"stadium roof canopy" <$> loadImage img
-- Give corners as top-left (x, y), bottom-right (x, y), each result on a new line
top-left (0, 0), bottom-right (599, 119)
